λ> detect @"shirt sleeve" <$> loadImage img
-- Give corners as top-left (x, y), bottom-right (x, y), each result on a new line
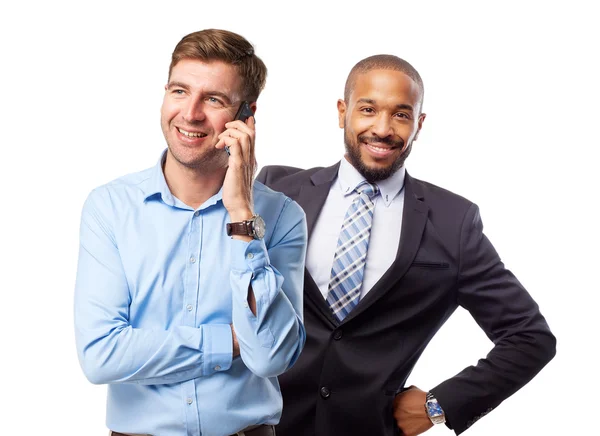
top-left (74, 188), bottom-right (233, 385)
top-left (229, 198), bottom-right (307, 378)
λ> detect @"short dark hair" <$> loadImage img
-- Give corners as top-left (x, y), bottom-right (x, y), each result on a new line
top-left (344, 54), bottom-right (424, 110)
top-left (169, 29), bottom-right (267, 101)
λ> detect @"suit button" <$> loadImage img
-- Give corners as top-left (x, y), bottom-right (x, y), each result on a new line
top-left (320, 387), bottom-right (331, 399)
top-left (333, 329), bottom-right (343, 340)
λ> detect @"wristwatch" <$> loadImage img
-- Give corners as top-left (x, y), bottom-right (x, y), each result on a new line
top-left (425, 391), bottom-right (446, 425)
top-left (226, 215), bottom-right (266, 240)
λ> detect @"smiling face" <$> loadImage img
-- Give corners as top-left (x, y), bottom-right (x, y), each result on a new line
top-left (160, 59), bottom-right (245, 170)
top-left (338, 69), bottom-right (426, 182)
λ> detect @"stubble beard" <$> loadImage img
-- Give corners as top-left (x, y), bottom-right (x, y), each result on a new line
top-left (343, 128), bottom-right (412, 183)
top-left (163, 124), bottom-right (228, 173)
top-left (168, 142), bottom-right (226, 171)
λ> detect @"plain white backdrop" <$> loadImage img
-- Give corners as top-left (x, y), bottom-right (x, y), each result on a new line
top-left (1, 0), bottom-right (598, 434)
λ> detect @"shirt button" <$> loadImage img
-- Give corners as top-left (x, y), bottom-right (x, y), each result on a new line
top-left (247, 253), bottom-right (254, 259)
top-left (186, 304), bottom-right (193, 311)
top-left (190, 256), bottom-right (196, 263)
top-left (214, 365), bottom-right (221, 371)
top-left (194, 211), bottom-right (200, 217)
top-left (320, 387), bottom-right (331, 399)
top-left (186, 398), bottom-right (193, 405)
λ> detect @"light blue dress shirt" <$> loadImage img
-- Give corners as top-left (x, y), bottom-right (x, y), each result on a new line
top-left (74, 151), bottom-right (307, 436)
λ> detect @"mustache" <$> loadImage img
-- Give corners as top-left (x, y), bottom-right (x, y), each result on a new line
top-left (358, 135), bottom-right (404, 148)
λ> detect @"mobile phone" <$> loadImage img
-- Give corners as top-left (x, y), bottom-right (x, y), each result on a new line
top-left (226, 101), bottom-right (254, 156)
top-left (234, 101), bottom-right (254, 122)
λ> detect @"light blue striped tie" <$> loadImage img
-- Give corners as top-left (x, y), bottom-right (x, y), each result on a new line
top-left (326, 181), bottom-right (379, 321)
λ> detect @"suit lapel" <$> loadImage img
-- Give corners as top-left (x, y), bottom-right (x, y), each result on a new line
top-left (296, 163), bottom-right (340, 237)
top-left (295, 163), bottom-right (340, 325)
top-left (343, 173), bottom-right (429, 322)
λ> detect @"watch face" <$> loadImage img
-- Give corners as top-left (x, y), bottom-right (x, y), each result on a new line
top-left (426, 400), bottom-right (444, 417)
top-left (253, 215), bottom-right (266, 239)
top-left (426, 399), bottom-right (445, 422)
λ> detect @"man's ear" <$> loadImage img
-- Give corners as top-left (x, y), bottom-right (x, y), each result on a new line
top-left (337, 99), bottom-right (347, 129)
top-left (414, 113), bottom-right (426, 140)
top-left (250, 102), bottom-right (257, 114)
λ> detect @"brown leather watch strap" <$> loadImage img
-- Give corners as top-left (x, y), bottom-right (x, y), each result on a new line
top-left (227, 221), bottom-right (251, 236)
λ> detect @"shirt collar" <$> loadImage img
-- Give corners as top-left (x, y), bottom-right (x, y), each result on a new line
top-left (337, 156), bottom-right (406, 207)
top-left (142, 149), bottom-right (223, 209)
top-left (142, 149), bottom-right (172, 204)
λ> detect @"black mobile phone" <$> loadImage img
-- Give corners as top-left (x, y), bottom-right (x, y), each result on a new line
top-left (234, 101), bottom-right (254, 122)
top-left (226, 101), bottom-right (254, 155)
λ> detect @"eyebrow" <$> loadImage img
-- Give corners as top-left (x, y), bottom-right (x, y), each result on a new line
top-left (166, 82), bottom-right (234, 104)
top-left (167, 81), bottom-right (190, 91)
top-left (357, 98), bottom-right (414, 112)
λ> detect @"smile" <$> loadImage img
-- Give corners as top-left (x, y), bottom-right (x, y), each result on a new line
top-left (363, 142), bottom-right (397, 157)
top-left (366, 143), bottom-right (394, 152)
top-left (177, 128), bottom-right (207, 138)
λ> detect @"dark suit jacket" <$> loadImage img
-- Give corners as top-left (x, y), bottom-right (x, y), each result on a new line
top-left (256, 163), bottom-right (555, 436)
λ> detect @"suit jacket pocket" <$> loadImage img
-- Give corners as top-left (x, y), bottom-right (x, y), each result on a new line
top-left (411, 260), bottom-right (450, 269)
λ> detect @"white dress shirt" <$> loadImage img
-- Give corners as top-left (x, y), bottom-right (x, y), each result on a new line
top-left (306, 157), bottom-right (406, 301)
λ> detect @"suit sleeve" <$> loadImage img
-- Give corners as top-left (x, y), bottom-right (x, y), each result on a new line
top-left (431, 203), bottom-right (556, 434)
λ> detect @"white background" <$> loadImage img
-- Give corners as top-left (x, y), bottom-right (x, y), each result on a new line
top-left (1, 0), bottom-right (598, 435)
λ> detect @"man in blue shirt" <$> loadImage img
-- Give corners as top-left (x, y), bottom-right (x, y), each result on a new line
top-left (74, 29), bottom-right (307, 436)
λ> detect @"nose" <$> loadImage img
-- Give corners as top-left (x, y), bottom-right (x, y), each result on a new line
top-left (182, 96), bottom-right (206, 123)
top-left (371, 114), bottom-right (394, 139)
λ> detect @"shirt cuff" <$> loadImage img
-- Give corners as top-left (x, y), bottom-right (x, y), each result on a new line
top-left (230, 238), bottom-right (270, 273)
top-left (202, 323), bottom-right (233, 375)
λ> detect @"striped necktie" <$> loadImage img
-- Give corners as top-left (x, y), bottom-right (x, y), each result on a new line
top-left (326, 181), bottom-right (380, 321)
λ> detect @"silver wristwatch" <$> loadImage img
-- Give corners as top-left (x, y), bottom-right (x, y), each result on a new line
top-left (425, 391), bottom-right (446, 425)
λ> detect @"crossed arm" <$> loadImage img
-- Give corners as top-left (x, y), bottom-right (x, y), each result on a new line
top-left (74, 189), bottom-right (307, 385)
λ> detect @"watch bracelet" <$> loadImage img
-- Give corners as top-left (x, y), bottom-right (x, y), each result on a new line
top-left (425, 391), bottom-right (446, 424)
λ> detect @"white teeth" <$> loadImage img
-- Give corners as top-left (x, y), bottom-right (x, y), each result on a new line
top-left (178, 128), bottom-right (206, 138)
top-left (367, 144), bottom-right (390, 152)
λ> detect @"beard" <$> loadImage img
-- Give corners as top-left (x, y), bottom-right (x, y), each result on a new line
top-left (344, 129), bottom-right (412, 182)
top-left (162, 123), bottom-right (228, 172)
top-left (167, 141), bottom-right (227, 170)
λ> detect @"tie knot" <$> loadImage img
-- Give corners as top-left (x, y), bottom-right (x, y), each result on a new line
top-left (356, 181), bottom-right (379, 199)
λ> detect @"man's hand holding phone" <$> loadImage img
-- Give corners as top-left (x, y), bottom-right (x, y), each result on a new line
top-left (215, 101), bottom-right (257, 225)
